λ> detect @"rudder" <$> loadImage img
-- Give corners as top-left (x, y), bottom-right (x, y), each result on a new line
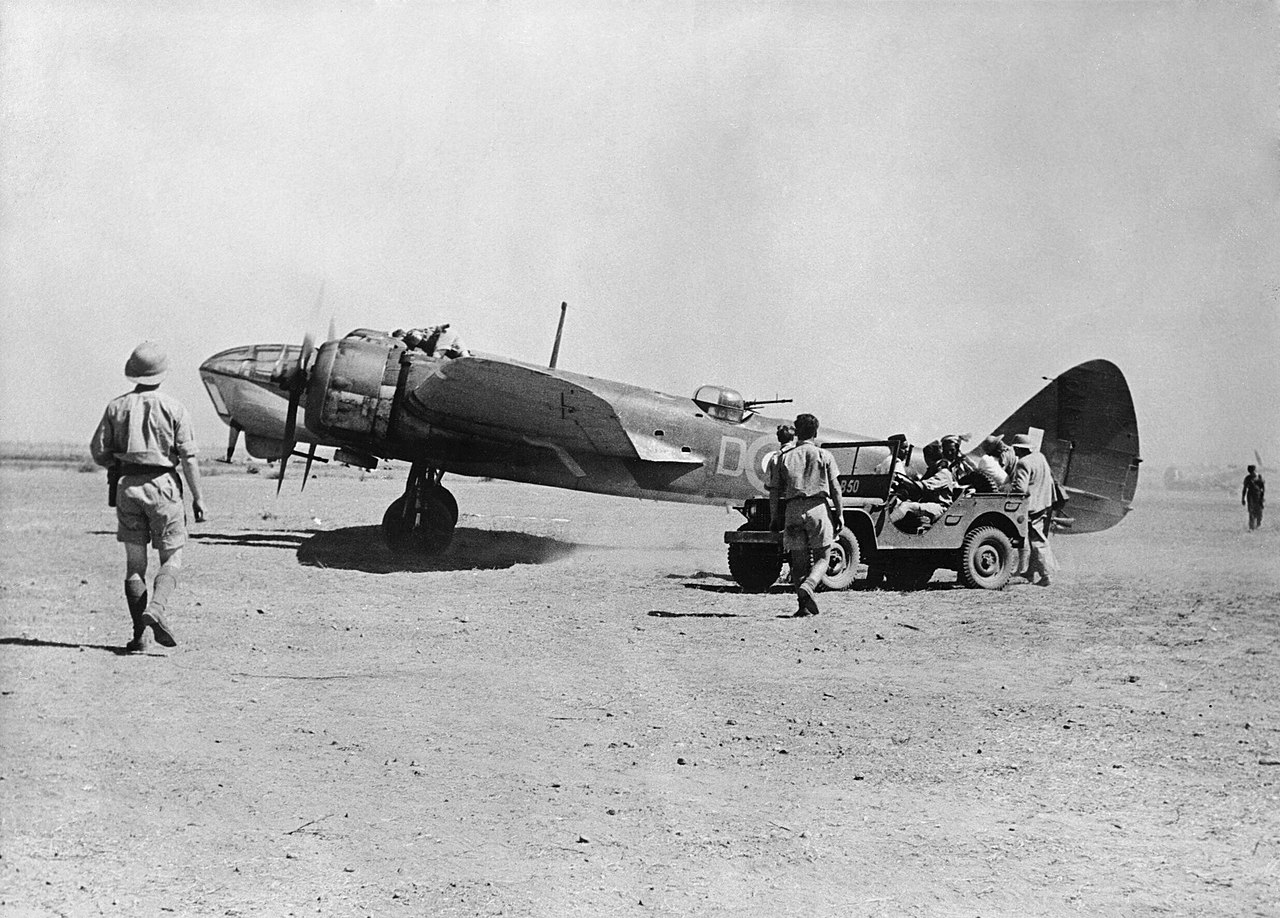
top-left (993, 359), bottom-right (1140, 534)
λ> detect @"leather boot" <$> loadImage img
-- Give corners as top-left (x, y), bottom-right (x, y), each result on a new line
top-left (124, 579), bottom-right (148, 653)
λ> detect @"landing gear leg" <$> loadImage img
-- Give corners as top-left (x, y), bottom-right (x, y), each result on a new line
top-left (381, 463), bottom-right (458, 555)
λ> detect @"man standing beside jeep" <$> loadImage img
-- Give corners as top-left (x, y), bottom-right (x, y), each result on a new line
top-left (1009, 432), bottom-right (1057, 586)
top-left (769, 413), bottom-right (843, 617)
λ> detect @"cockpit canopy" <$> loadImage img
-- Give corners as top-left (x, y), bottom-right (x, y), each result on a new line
top-left (693, 385), bottom-right (749, 423)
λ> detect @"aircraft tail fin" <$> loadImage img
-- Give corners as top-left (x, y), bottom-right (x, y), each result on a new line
top-left (993, 359), bottom-right (1140, 534)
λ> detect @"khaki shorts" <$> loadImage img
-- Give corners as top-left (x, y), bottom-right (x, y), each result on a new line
top-left (782, 494), bottom-right (834, 553)
top-left (116, 472), bottom-right (186, 551)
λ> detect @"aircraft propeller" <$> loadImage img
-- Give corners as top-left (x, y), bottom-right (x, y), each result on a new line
top-left (274, 329), bottom-right (316, 495)
top-left (271, 281), bottom-right (336, 493)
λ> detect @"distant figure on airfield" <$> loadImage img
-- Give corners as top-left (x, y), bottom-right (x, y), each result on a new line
top-left (1242, 464), bottom-right (1266, 530)
top-left (1009, 433), bottom-right (1058, 586)
top-left (90, 342), bottom-right (207, 653)
top-left (769, 414), bottom-right (843, 618)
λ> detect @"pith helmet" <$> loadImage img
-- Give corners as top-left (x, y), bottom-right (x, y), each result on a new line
top-left (1010, 433), bottom-right (1034, 451)
top-left (125, 341), bottom-right (169, 384)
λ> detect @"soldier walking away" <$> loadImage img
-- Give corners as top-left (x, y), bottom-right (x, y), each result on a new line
top-left (1242, 464), bottom-right (1266, 530)
top-left (769, 413), bottom-right (843, 617)
top-left (1009, 433), bottom-right (1058, 586)
top-left (91, 342), bottom-right (207, 652)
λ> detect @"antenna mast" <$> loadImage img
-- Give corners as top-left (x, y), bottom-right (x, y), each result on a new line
top-left (549, 301), bottom-right (568, 368)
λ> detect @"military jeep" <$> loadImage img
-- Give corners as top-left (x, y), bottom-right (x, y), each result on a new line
top-left (724, 438), bottom-right (1028, 592)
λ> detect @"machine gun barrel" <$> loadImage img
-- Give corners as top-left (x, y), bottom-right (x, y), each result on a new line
top-left (743, 397), bottom-right (794, 410)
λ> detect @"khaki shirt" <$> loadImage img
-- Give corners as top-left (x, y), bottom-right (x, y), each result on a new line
top-left (770, 440), bottom-right (843, 519)
top-left (91, 389), bottom-right (198, 470)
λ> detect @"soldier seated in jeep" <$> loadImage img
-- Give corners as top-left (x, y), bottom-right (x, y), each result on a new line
top-left (887, 440), bottom-right (960, 532)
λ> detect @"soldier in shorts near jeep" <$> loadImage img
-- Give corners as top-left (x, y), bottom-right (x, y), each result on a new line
top-left (91, 341), bottom-right (207, 652)
top-left (769, 413), bottom-right (843, 617)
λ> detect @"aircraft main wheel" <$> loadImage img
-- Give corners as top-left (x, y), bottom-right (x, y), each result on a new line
top-left (820, 530), bottom-right (861, 591)
top-left (728, 539), bottom-right (784, 593)
top-left (382, 495), bottom-right (416, 543)
top-left (435, 486), bottom-right (459, 527)
top-left (959, 525), bottom-right (1014, 590)
top-left (382, 492), bottom-right (456, 555)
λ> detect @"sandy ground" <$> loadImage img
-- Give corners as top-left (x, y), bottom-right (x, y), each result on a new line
top-left (1, 466), bottom-right (1278, 917)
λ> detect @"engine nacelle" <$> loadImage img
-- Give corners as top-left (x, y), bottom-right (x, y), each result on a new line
top-left (305, 334), bottom-right (404, 442)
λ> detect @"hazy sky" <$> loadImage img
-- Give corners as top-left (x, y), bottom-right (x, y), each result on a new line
top-left (2, 1), bottom-right (1276, 473)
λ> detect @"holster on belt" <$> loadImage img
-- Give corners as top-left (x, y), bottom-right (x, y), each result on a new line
top-left (113, 463), bottom-right (183, 500)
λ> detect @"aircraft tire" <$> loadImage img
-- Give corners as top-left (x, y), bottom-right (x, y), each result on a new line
top-left (382, 495), bottom-right (416, 546)
top-left (382, 493), bottom-right (456, 555)
top-left (819, 529), bottom-right (861, 591)
top-left (959, 525), bottom-right (1014, 590)
top-left (727, 540), bottom-right (783, 593)
top-left (434, 486), bottom-right (459, 527)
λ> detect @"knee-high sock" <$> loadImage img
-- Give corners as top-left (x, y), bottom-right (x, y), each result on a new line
top-left (125, 577), bottom-right (147, 634)
top-left (802, 549), bottom-right (830, 594)
top-left (789, 550), bottom-right (810, 587)
top-left (150, 565), bottom-right (179, 613)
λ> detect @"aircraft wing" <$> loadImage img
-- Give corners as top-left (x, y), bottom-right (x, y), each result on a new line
top-left (405, 356), bottom-right (702, 464)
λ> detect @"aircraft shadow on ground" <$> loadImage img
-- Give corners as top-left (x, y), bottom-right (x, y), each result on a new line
top-left (189, 530), bottom-right (317, 549)
top-left (0, 635), bottom-right (135, 656)
top-left (92, 529), bottom-right (319, 552)
top-left (295, 525), bottom-right (582, 574)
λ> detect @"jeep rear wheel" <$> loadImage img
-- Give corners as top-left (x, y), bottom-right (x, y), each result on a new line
top-left (960, 525), bottom-right (1014, 590)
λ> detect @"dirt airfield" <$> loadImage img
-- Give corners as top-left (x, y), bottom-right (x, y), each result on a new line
top-left (1, 465), bottom-right (1277, 917)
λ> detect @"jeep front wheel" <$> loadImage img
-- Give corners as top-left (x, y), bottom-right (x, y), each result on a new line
top-left (728, 536), bottom-right (783, 593)
top-left (960, 526), bottom-right (1014, 590)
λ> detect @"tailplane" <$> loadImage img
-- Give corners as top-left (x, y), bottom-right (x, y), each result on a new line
top-left (994, 359), bottom-right (1140, 534)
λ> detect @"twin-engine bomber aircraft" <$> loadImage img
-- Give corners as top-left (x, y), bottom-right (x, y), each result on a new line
top-left (198, 317), bottom-right (1141, 560)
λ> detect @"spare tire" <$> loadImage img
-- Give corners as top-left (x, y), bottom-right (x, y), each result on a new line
top-left (819, 529), bottom-right (861, 591)
top-left (957, 468), bottom-right (1004, 494)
